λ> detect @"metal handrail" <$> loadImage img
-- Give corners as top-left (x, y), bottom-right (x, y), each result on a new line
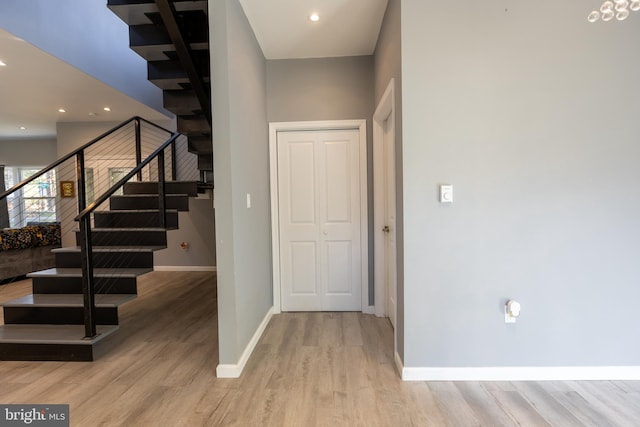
top-left (75, 133), bottom-right (180, 221)
top-left (0, 116), bottom-right (173, 201)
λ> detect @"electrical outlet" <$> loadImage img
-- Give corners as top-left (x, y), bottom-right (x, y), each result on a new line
top-left (505, 306), bottom-right (516, 323)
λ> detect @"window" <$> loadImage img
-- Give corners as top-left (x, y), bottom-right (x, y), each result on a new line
top-left (3, 167), bottom-right (57, 228)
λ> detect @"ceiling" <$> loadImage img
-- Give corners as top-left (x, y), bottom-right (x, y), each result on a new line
top-left (0, 28), bottom-right (169, 141)
top-left (0, 0), bottom-right (388, 141)
top-left (239, 0), bottom-right (388, 59)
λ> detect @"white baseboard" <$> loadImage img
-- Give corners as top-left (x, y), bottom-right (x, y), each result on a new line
top-left (216, 306), bottom-right (274, 378)
top-left (153, 266), bottom-right (216, 272)
top-left (400, 366), bottom-right (640, 381)
top-left (363, 305), bottom-right (375, 315)
top-left (394, 352), bottom-right (404, 377)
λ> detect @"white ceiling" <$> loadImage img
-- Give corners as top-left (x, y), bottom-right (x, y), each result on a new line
top-left (0, 28), bottom-right (169, 141)
top-left (239, 0), bottom-right (388, 59)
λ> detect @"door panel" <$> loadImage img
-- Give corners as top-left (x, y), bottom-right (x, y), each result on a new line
top-left (324, 141), bottom-right (351, 223)
top-left (290, 242), bottom-right (318, 295)
top-left (288, 142), bottom-right (316, 223)
top-left (326, 240), bottom-right (352, 294)
top-left (278, 129), bottom-right (361, 312)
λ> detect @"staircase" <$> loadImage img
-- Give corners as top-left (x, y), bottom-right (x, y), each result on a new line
top-left (0, 181), bottom-right (198, 361)
top-left (107, 0), bottom-right (213, 185)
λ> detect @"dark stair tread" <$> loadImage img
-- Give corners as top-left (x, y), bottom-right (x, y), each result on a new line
top-left (28, 267), bottom-right (153, 278)
top-left (134, 42), bottom-right (209, 62)
top-left (95, 209), bottom-right (179, 213)
top-left (74, 227), bottom-right (168, 232)
top-left (123, 182), bottom-right (198, 196)
top-left (113, 193), bottom-right (189, 197)
top-left (52, 246), bottom-right (166, 253)
top-left (2, 294), bottom-right (136, 308)
top-left (0, 324), bottom-right (118, 345)
top-left (108, 1), bottom-right (208, 26)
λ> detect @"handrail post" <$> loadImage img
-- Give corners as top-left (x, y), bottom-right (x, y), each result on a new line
top-left (158, 150), bottom-right (167, 229)
top-left (76, 152), bottom-right (87, 213)
top-left (135, 118), bottom-right (142, 182)
top-left (76, 151), bottom-right (96, 339)
top-left (79, 216), bottom-right (97, 338)
top-left (171, 139), bottom-right (177, 181)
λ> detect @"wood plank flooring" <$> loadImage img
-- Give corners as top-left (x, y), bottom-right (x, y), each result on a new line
top-left (1, 272), bottom-right (639, 426)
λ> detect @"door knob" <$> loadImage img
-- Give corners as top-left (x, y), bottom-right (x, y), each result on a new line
top-left (382, 225), bottom-right (390, 233)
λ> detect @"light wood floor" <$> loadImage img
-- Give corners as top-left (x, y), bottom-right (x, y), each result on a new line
top-left (1, 272), bottom-right (639, 426)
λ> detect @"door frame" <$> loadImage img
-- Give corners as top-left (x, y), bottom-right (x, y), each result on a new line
top-left (269, 120), bottom-right (369, 314)
top-left (373, 79), bottom-right (396, 319)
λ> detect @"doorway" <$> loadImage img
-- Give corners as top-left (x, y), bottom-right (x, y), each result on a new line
top-left (269, 120), bottom-right (368, 313)
top-left (374, 79), bottom-right (397, 328)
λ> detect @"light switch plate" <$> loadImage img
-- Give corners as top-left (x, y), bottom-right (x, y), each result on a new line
top-left (440, 185), bottom-right (453, 203)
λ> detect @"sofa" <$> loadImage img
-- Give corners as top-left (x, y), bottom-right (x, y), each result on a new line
top-left (0, 223), bottom-right (61, 281)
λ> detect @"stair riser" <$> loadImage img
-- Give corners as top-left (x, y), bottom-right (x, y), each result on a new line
top-left (198, 154), bottom-right (213, 170)
top-left (4, 307), bottom-right (119, 326)
top-left (123, 181), bottom-right (198, 196)
top-left (177, 116), bottom-right (210, 134)
top-left (0, 343), bottom-right (96, 362)
top-left (110, 196), bottom-right (189, 211)
top-left (32, 277), bottom-right (138, 294)
top-left (75, 230), bottom-right (167, 247)
top-left (94, 211), bottom-right (178, 229)
top-left (55, 252), bottom-right (154, 269)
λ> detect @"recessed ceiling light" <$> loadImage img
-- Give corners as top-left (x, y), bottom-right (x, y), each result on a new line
top-left (58, 108), bottom-right (66, 113)
top-left (103, 107), bottom-right (111, 112)
top-left (309, 13), bottom-right (320, 22)
top-left (0, 60), bottom-right (6, 67)
top-left (19, 126), bottom-right (26, 130)
top-left (88, 112), bottom-right (97, 117)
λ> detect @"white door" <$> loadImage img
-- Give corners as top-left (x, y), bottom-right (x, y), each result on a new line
top-left (277, 129), bottom-right (362, 311)
top-left (383, 119), bottom-right (397, 328)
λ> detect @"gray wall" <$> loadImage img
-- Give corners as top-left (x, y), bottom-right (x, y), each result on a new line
top-left (267, 56), bottom-right (375, 304)
top-left (401, 0), bottom-right (640, 367)
top-left (211, 0), bottom-right (272, 365)
top-left (0, 0), bottom-right (166, 114)
top-left (267, 56), bottom-right (374, 125)
top-left (373, 0), bottom-right (404, 361)
top-left (154, 198), bottom-right (216, 267)
top-left (0, 139), bottom-right (57, 166)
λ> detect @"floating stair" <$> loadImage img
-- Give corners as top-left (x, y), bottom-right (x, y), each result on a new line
top-left (107, 0), bottom-right (213, 184)
top-left (0, 181), bottom-right (198, 361)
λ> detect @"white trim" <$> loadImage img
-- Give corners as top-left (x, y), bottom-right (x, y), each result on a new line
top-left (153, 266), bottom-right (217, 272)
top-left (400, 366), bottom-right (640, 381)
top-left (373, 79), bottom-right (395, 319)
top-left (394, 351), bottom-right (404, 377)
top-left (216, 306), bottom-right (274, 378)
top-left (269, 120), bottom-right (369, 314)
top-left (363, 305), bottom-right (375, 315)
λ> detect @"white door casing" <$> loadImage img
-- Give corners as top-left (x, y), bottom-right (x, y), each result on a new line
top-left (383, 117), bottom-right (397, 328)
top-left (374, 79), bottom-right (397, 327)
top-left (270, 120), bottom-right (369, 314)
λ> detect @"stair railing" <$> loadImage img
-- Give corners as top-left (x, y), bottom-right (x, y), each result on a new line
top-left (0, 117), bottom-right (193, 337)
top-left (74, 133), bottom-right (181, 338)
